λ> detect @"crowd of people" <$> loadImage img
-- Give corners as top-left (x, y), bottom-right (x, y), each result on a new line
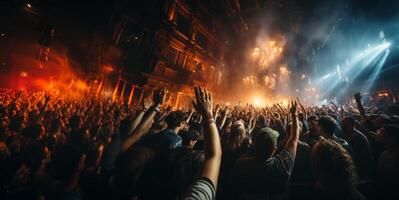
top-left (0, 87), bottom-right (398, 200)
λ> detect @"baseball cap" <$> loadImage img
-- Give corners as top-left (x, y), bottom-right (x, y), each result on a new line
top-left (256, 127), bottom-right (280, 147)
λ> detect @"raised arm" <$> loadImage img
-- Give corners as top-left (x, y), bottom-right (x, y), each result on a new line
top-left (218, 107), bottom-right (229, 130)
top-left (126, 98), bottom-right (153, 136)
top-left (284, 101), bottom-right (300, 159)
top-left (38, 95), bottom-right (50, 120)
top-left (296, 97), bottom-right (307, 119)
top-left (192, 87), bottom-right (222, 190)
top-left (122, 89), bottom-right (165, 151)
top-left (354, 93), bottom-right (367, 122)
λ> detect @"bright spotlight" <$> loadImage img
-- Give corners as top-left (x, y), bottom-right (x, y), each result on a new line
top-left (380, 41), bottom-right (390, 49)
top-left (253, 98), bottom-right (262, 107)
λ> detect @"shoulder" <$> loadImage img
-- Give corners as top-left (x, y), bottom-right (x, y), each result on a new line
top-left (183, 177), bottom-right (215, 200)
top-left (273, 150), bottom-right (295, 173)
top-left (354, 130), bottom-right (369, 141)
top-left (352, 190), bottom-right (366, 200)
top-left (276, 149), bottom-right (294, 162)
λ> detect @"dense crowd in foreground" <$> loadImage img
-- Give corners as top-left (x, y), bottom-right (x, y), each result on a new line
top-left (0, 88), bottom-right (398, 200)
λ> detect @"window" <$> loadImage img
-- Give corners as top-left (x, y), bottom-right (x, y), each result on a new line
top-left (166, 48), bottom-right (178, 67)
top-left (210, 46), bottom-right (220, 58)
top-left (116, 20), bottom-right (142, 50)
top-left (176, 12), bottom-right (190, 35)
top-left (186, 59), bottom-right (196, 71)
top-left (176, 52), bottom-right (186, 68)
top-left (196, 32), bottom-right (208, 49)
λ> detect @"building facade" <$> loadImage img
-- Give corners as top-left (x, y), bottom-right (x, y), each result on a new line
top-left (111, 0), bottom-right (230, 108)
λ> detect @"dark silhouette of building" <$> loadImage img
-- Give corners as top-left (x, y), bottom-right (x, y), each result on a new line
top-left (111, 0), bottom-right (232, 108)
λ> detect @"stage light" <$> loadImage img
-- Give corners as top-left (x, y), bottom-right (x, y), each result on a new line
top-left (20, 71), bottom-right (28, 77)
top-left (253, 98), bottom-right (262, 107)
top-left (26, 3), bottom-right (32, 8)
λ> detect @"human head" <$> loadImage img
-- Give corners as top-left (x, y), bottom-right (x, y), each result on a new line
top-left (152, 120), bottom-right (167, 134)
top-left (114, 146), bottom-right (155, 198)
top-left (9, 115), bottom-right (25, 133)
top-left (28, 110), bottom-right (39, 124)
top-left (69, 115), bottom-right (82, 131)
top-left (23, 142), bottom-right (47, 173)
top-left (164, 111), bottom-right (188, 131)
top-left (317, 116), bottom-right (337, 138)
top-left (256, 115), bottom-right (269, 128)
top-left (253, 127), bottom-right (279, 159)
top-left (223, 121), bottom-right (246, 152)
top-left (68, 128), bottom-right (90, 149)
top-left (180, 130), bottom-right (200, 149)
top-left (53, 144), bottom-right (86, 182)
top-left (23, 123), bottom-right (45, 140)
top-left (341, 117), bottom-right (355, 134)
top-left (372, 114), bottom-right (393, 129)
top-left (312, 139), bottom-right (357, 195)
top-left (50, 118), bottom-right (64, 134)
top-left (379, 124), bottom-right (399, 151)
top-left (298, 112), bottom-right (305, 121)
top-left (307, 115), bottom-right (319, 133)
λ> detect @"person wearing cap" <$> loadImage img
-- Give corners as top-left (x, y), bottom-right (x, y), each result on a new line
top-left (227, 101), bottom-right (300, 199)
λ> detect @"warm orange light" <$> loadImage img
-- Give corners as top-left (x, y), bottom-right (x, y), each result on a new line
top-left (251, 38), bottom-right (284, 69)
top-left (378, 93), bottom-right (388, 97)
top-left (20, 71), bottom-right (28, 77)
top-left (279, 66), bottom-right (289, 75)
top-left (252, 96), bottom-right (266, 107)
top-left (102, 65), bottom-right (114, 73)
top-left (282, 100), bottom-right (289, 107)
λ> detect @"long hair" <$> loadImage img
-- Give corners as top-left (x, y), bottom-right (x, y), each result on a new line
top-left (312, 139), bottom-right (358, 196)
top-left (223, 121), bottom-right (246, 153)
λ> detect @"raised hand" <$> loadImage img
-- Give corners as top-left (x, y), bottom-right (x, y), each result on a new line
top-left (289, 100), bottom-right (298, 115)
top-left (152, 88), bottom-right (166, 105)
top-left (141, 98), bottom-right (153, 110)
top-left (45, 94), bottom-right (51, 102)
top-left (224, 106), bottom-right (230, 116)
top-left (354, 92), bottom-right (362, 101)
top-left (214, 104), bottom-right (221, 117)
top-left (192, 87), bottom-right (213, 118)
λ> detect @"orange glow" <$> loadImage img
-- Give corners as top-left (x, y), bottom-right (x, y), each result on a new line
top-left (20, 71), bottom-right (28, 77)
top-left (242, 75), bottom-right (257, 85)
top-left (253, 98), bottom-right (264, 107)
top-left (279, 66), bottom-right (289, 75)
top-left (102, 65), bottom-right (114, 73)
top-left (251, 38), bottom-right (284, 69)
top-left (378, 93), bottom-right (389, 97)
top-left (112, 79), bottom-right (121, 102)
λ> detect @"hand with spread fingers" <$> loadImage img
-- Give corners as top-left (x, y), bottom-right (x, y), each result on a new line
top-left (192, 87), bottom-right (213, 118)
top-left (289, 100), bottom-right (298, 115)
top-left (141, 98), bottom-right (153, 111)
